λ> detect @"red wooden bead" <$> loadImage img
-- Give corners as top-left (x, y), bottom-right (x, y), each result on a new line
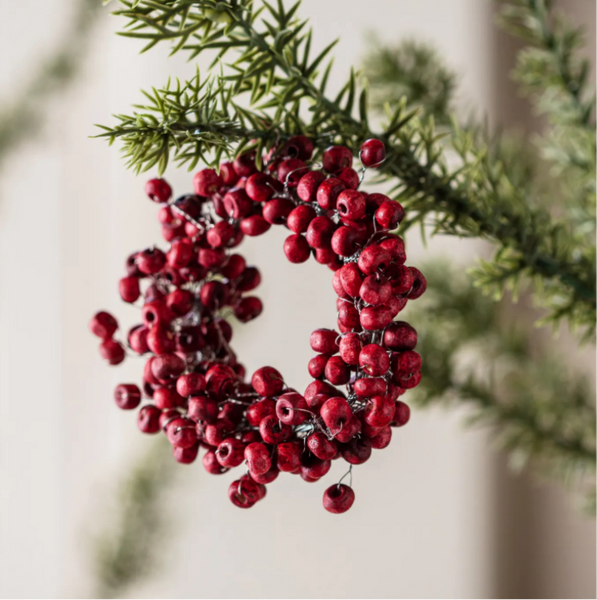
top-left (194, 168), bottom-right (223, 197)
top-left (90, 311), bottom-right (118, 339)
top-left (245, 442), bottom-right (272, 476)
top-left (307, 432), bottom-right (338, 460)
top-left (176, 373), bottom-right (206, 397)
top-left (306, 216), bottom-right (335, 249)
top-left (324, 355), bottom-right (351, 385)
top-left (322, 145), bottom-right (353, 174)
top-left (323, 484), bottom-right (355, 514)
top-left (234, 296), bottom-right (263, 322)
top-left (276, 392), bottom-right (309, 425)
top-left (145, 178), bottom-right (172, 203)
top-left (316, 177), bottom-right (345, 210)
top-left (287, 204), bottom-right (316, 233)
top-left (384, 321), bottom-right (417, 351)
top-left (100, 339), bottom-right (125, 365)
top-left (336, 190), bottom-right (366, 221)
top-left (216, 437), bottom-right (246, 467)
top-left (114, 384), bottom-right (141, 410)
top-left (137, 405), bottom-right (161, 434)
top-left (246, 173), bottom-right (274, 202)
top-left (297, 171), bottom-right (326, 202)
top-left (360, 138), bottom-right (386, 168)
top-left (252, 366), bottom-right (284, 396)
top-left (310, 329), bottom-right (339, 355)
top-left (284, 234), bottom-right (311, 263)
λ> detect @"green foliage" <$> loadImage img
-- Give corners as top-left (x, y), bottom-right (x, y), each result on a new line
top-left (92, 439), bottom-right (175, 598)
top-left (0, 0), bottom-right (102, 169)
top-left (413, 263), bottom-right (596, 505)
top-left (363, 38), bottom-right (456, 124)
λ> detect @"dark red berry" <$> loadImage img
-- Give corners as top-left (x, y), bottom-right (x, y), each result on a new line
top-left (360, 138), bottom-right (386, 168)
top-left (323, 484), bottom-right (355, 514)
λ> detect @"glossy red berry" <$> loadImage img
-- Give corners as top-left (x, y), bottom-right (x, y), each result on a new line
top-left (360, 138), bottom-right (386, 168)
top-left (145, 178), bottom-right (172, 203)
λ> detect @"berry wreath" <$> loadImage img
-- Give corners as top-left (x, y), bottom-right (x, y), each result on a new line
top-left (90, 136), bottom-right (426, 514)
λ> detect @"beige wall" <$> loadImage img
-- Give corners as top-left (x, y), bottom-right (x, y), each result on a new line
top-left (0, 1), bottom-right (593, 598)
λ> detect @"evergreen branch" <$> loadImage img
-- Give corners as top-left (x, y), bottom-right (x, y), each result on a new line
top-left (413, 263), bottom-right (596, 503)
top-left (363, 38), bottom-right (456, 125)
top-left (100, 0), bottom-right (596, 333)
top-left (92, 439), bottom-right (176, 599)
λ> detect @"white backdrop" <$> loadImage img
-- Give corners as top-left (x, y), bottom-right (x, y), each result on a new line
top-left (0, 1), bottom-right (593, 598)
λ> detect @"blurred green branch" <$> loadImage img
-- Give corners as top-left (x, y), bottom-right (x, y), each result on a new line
top-left (412, 263), bottom-right (595, 506)
top-left (0, 0), bottom-right (102, 169)
top-left (92, 439), bottom-right (176, 599)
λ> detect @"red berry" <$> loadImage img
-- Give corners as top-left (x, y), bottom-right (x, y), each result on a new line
top-left (376, 200), bottom-right (405, 229)
top-left (245, 173), bottom-right (274, 202)
top-left (282, 135), bottom-right (314, 161)
top-left (392, 401), bottom-right (411, 426)
top-left (359, 344), bottom-right (390, 376)
top-left (100, 339), bottom-right (125, 365)
top-left (336, 190), bottom-right (366, 221)
top-left (310, 329), bottom-right (339, 355)
top-left (252, 366), bottom-right (284, 396)
top-left (90, 311), bottom-right (118, 339)
top-left (320, 397), bottom-right (352, 432)
top-left (223, 188), bottom-right (253, 219)
top-left (284, 234), bottom-right (311, 263)
top-left (358, 245), bottom-right (391, 275)
top-left (324, 355), bottom-right (350, 385)
top-left (360, 138), bottom-right (386, 168)
top-left (370, 426), bottom-right (392, 449)
top-left (173, 444), bottom-right (199, 464)
top-left (216, 438), bottom-right (246, 468)
top-left (359, 275), bottom-right (392, 306)
top-left (262, 198), bottom-right (294, 224)
top-left (342, 436), bottom-right (372, 464)
top-left (337, 167), bottom-right (360, 190)
top-left (233, 152), bottom-right (257, 178)
top-left (297, 171), bottom-right (326, 203)
top-left (359, 305), bottom-right (392, 331)
top-left (188, 395), bottom-right (218, 423)
top-left (308, 354), bottom-right (329, 379)
top-left (245, 442), bottom-right (272, 476)
top-left (137, 405), bottom-right (161, 433)
top-left (379, 236), bottom-right (406, 265)
top-left (316, 177), bottom-right (346, 210)
top-left (287, 204), bottom-right (316, 233)
top-left (259, 414), bottom-right (291, 444)
top-left (276, 392), bottom-right (309, 425)
top-left (363, 395), bottom-right (395, 428)
top-left (277, 158), bottom-right (307, 187)
top-left (176, 373), bottom-right (206, 397)
top-left (241, 215), bottom-right (271, 236)
top-left (322, 145), bottom-right (353, 173)
top-left (407, 267), bottom-right (427, 299)
top-left (145, 178), bottom-right (172, 203)
top-left (331, 226), bottom-right (361, 257)
top-left (234, 296), bottom-right (263, 322)
top-left (114, 384), bottom-right (141, 410)
top-left (307, 432), bottom-right (338, 460)
top-left (323, 484), bottom-right (355, 514)
top-left (276, 442), bottom-right (301, 472)
top-left (306, 216), bottom-right (335, 249)
top-left (166, 417), bottom-right (197, 448)
top-left (355, 377), bottom-right (387, 398)
top-left (204, 450), bottom-right (228, 474)
top-left (339, 332), bottom-right (362, 365)
top-left (236, 266), bottom-right (261, 292)
top-left (384, 321), bottom-right (417, 351)
top-left (193, 168), bottom-right (223, 197)
top-left (219, 161), bottom-right (239, 187)
top-left (137, 248), bottom-right (166, 275)
top-left (339, 263), bottom-right (363, 297)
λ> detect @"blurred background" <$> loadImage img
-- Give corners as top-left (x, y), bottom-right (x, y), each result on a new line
top-left (0, 1), bottom-right (594, 598)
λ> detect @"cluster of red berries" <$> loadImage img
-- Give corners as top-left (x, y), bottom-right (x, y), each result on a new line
top-left (90, 135), bottom-right (425, 513)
